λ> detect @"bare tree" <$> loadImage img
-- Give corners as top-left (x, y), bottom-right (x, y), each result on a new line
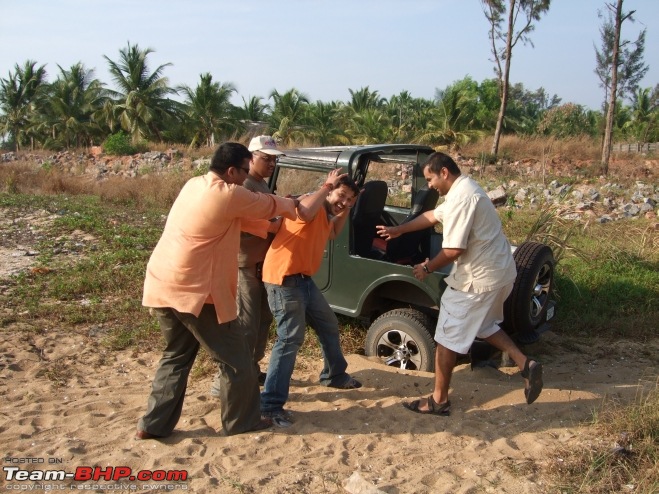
top-left (596, 0), bottom-right (648, 175)
top-left (482, 0), bottom-right (551, 156)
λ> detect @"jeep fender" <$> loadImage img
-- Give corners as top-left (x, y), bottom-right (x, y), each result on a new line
top-left (331, 272), bottom-right (444, 320)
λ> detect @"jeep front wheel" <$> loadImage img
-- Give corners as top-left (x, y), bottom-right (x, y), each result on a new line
top-left (365, 308), bottom-right (435, 372)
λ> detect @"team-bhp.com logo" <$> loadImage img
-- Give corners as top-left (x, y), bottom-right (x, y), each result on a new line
top-left (3, 464), bottom-right (188, 490)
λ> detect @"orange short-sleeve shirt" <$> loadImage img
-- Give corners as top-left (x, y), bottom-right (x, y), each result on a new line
top-left (262, 211), bottom-right (331, 285)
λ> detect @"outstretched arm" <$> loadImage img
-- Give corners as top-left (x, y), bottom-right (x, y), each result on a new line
top-left (376, 210), bottom-right (438, 240)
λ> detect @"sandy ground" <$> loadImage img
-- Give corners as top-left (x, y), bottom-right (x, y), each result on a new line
top-left (1, 319), bottom-right (657, 493)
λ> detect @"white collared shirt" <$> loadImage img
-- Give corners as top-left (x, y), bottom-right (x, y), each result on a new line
top-left (434, 175), bottom-right (516, 293)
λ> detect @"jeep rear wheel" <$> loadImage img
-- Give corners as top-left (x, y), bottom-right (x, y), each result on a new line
top-left (365, 308), bottom-right (435, 372)
top-left (503, 241), bottom-right (555, 342)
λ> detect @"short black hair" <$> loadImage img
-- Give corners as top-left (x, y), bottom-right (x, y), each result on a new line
top-left (337, 175), bottom-right (360, 197)
top-left (209, 142), bottom-right (252, 174)
top-left (423, 152), bottom-right (461, 177)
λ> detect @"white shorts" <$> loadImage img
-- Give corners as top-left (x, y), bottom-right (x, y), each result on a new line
top-left (434, 282), bottom-right (514, 354)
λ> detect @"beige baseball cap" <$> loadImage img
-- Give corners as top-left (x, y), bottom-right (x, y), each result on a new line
top-left (248, 135), bottom-right (285, 156)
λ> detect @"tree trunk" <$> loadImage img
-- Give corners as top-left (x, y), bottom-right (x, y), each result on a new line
top-left (601, 0), bottom-right (623, 176)
top-left (491, 0), bottom-right (516, 157)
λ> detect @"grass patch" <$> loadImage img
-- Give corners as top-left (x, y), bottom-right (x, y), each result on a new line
top-left (500, 206), bottom-right (658, 339)
top-left (0, 192), bottom-right (166, 350)
top-left (546, 379), bottom-right (659, 493)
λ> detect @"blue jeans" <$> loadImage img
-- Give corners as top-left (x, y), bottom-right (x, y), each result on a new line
top-left (261, 274), bottom-right (350, 413)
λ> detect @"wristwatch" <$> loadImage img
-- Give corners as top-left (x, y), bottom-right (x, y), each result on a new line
top-left (422, 264), bottom-right (430, 274)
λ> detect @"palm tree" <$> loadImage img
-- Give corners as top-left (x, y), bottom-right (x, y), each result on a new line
top-left (623, 87), bottom-right (657, 143)
top-left (416, 86), bottom-right (483, 149)
top-left (42, 63), bottom-right (106, 148)
top-left (178, 73), bottom-right (237, 148)
top-left (347, 86), bottom-right (385, 113)
top-left (103, 42), bottom-right (178, 144)
top-left (385, 91), bottom-right (437, 142)
top-left (269, 88), bottom-right (310, 145)
top-left (236, 95), bottom-right (270, 138)
top-left (345, 108), bottom-right (395, 145)
top-left (305, 100), bottom-right (347, 146)
top-left (0, 60), bottom-right (47, 150)
top-left (239, 95), bottom-right (270, 123)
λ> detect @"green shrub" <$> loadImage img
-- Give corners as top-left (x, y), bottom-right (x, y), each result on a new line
top-left (103, 132), bottom-right (137, 156)
top-left (537, 103), bottom-right (598, 138)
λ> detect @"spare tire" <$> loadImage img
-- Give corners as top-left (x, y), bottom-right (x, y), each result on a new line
top-left (503, 241), bottom-right (555, 341)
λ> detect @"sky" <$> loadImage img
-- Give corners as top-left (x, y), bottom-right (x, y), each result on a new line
top-left (1, 0), bottom-right (657, 111)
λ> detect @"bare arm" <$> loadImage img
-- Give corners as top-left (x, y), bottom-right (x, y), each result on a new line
top-left (376, 210), bottom-right (438, 240)
top-left (328, 208), bottom-right (350, 240)
top-left (412, 247), bottom-right (465, 281)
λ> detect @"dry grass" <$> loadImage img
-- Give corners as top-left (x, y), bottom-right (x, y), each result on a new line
top-left (462, 135), bottom-right (603, 162)
top-left (545, 379), bottom-right (659, 494)
top-left (0, 162), bottom-right (190, 209)
top-left (461, 135), bottom-right (655, 182)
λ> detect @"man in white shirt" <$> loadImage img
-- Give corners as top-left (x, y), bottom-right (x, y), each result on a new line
top-left (376, 152), bottom-right (543, 415)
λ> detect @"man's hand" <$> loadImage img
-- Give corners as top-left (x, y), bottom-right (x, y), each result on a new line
top-left (325, 168), bottom-right (347, 188)
top-left (267, 216), bottom-right (283, 233)
top-left (376, 224), bottom-right (401, 241)
top-left (412, 259), bottom-right (430, 281)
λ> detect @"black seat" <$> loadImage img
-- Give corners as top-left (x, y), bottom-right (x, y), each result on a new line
top-left (385, 187), bottom-right (439, 264)
top-left (351, 180), bottom-right (388, 258)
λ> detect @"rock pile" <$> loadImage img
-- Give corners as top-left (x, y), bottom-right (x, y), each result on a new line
top-left (485, 178), bottom-right (657, 223)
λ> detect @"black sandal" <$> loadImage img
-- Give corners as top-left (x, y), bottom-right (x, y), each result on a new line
top-left (403, 396), bottom-right (451, 416)
top-left (521, 359), bottom-right (543, 405)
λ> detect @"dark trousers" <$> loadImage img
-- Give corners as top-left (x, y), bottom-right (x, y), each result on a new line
top-left (137, 304), bottom-right (260, 436)
top-left (211, 264), bottom-right (273, 394)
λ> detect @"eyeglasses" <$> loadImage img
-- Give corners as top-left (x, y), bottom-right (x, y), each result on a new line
top-left (233, 166), bottom-right (250, 174)
top-left (255, 152), bottom-right (278, 164)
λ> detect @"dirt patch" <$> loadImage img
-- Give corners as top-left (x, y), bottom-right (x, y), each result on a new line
top-left (0, 323), bottom-right (657, 493)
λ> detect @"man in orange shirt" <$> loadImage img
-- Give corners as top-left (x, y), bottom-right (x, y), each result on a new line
top-left (136, 142), bottom-right (298, 439)
top-left (260, 169), bottom-right (362, 428)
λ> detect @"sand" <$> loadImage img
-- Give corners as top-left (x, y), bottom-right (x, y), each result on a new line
top-left (1, 322), bottom-right (657, 493)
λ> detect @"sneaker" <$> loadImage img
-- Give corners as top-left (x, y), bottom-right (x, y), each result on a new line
top-left (262, 410), bottom-right (294, 428)
top-left (328, 376), bottom-right (362, 389)
top-left (248, 418), bottom-right (273, 432)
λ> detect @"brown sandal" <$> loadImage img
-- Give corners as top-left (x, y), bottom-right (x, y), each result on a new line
top-left (521, 359), bottom-right (543, 404)
top-left (403, 396), bottom-right (451, 416)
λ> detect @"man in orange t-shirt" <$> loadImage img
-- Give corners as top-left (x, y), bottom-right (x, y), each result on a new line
top-left (136, 142), bottom-right (298, 439)
top-left (260, 170), bottom-right (361, 428)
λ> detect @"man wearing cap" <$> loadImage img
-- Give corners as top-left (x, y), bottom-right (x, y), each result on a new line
top-left (210, 136), bottom-right (284, 398)
top-left (136, 142), bottom-right (298, 439)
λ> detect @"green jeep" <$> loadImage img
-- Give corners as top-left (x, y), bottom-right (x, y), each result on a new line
top-left (269, 144), bottom-right (555, 372)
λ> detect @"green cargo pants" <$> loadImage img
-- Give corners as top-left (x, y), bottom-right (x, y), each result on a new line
top-left (137, 304), bottom-right (260, 436)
